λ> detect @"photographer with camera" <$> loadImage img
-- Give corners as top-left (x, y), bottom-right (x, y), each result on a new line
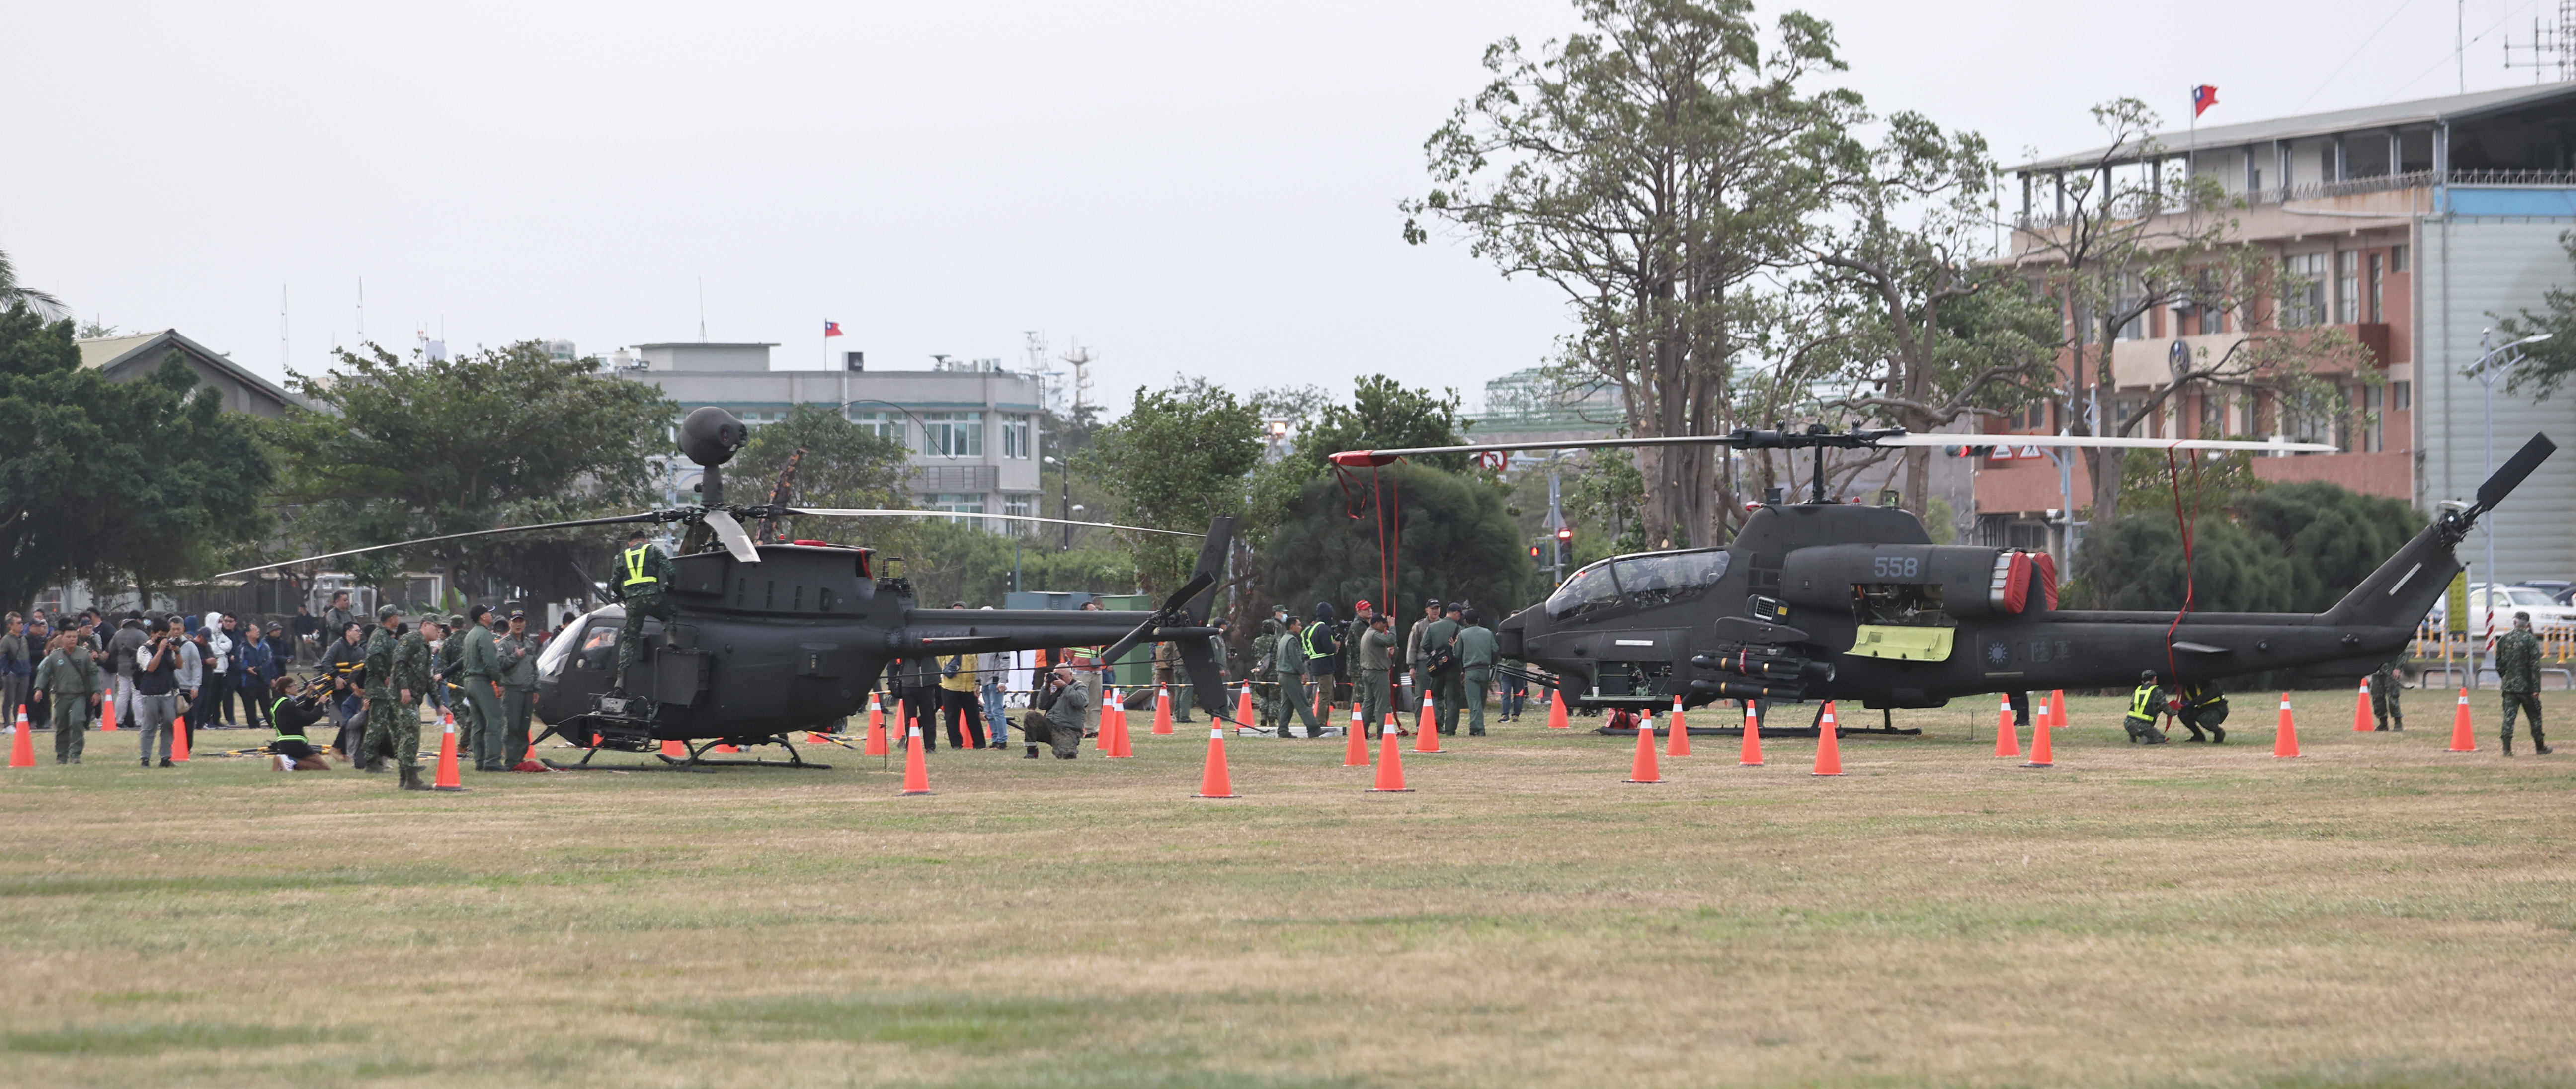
top-left (262, 675), bottom-right (333, 770)
top-left (1017, 663), bottom-right (1092, 760)
top-left (131, 617), bottom-right (187, 767)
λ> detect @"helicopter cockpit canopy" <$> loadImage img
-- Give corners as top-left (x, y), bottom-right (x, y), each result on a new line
top-left (1546, 548), bottom-right (1731, 621)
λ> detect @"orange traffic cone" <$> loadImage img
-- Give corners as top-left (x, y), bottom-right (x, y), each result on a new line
top-left (1152, 685), bottom-right (1174, 735)
top-left (7, 707), bottom-right (31, 769)
top-left (1992, 693), bottom-right (2020, 758)
top-left (171, 714), bottom-right (190, 762)
top-left (1107, 701), bottom-right (1134, 758)
top-left (1546, 688), bottom-right (1569, 730)
top-left (2047, 689), bottom-right (2067, 733)
top-left (1344, 706), bottom-right (1369, 768)
top-left (1666, 695), bottom-right (1692, 756)
top-left (1195, 724), bottom-right (1238, 798)
top-left (661, 736), bottom-right (684, 758)
top-left (2273, 692), bottom-right (2303, 758)
top-left (1738, 702), bottom-right (1764, 767)
top-left (1813, 701), bottom-right (1844, 776)
top-left (99, 692), bottom-right (116, 732)
top-left (2022, 701), bottom-right (2054, 769)
top-left (1234, 682), bottom-right (1256, 730)
top-left (1369, 714), bottom-right (1413, 792)
top-left (1414, 694), bottom-right (1442, 753)
top-left (432, 718), bottom-right (466, 790)
top-left (1098, 687), bottom-right (1120, 752)
top-left (898, 722), bottom-right (933, 795)
top-left (2448, 688), bottom-right (2477, 752)
top-left (2353, 678), bottom-right (2374, 732)
top-left (863, 706), bottom-right (890, 756)
top-left (1625, 710), bottom-right (1664, 783)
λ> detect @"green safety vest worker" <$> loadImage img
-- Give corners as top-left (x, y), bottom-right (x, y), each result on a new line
top-left (622, 544), bottom-right (661, 595)
top-left (2126, 682), bottom-right (2161, 721)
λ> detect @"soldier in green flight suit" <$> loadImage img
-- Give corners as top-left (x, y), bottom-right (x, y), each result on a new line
top-left (1250, 618), bottom-right (1282, 730)
top-left (494, 611), bottom-right (542, 767)
top-left (609, 529), bottom-right (676, 699)
top-left (361, 605), bottom-right (433, 789)
top-left (1354, 614), bottom-right (1396, 737)
top-left (2495, 611), bottom-right (2552, 756)
top-left (2369, 658), bottom-right (2405, 731)
top-left (2121, 670), bottom-right (2171, 745)
top-left (455, 605), bottom-right (504, 771)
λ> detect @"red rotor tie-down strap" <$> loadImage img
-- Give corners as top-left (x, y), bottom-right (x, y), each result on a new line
top-left (2162, 447), bottom-right (2199, 680)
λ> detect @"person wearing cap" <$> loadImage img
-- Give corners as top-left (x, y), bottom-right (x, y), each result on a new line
top-left (608, 528), bottom-right (676, 699)
top-left (361, 604), bottom-right (432, 788)
top-left (2496, 611), bottom-right (2552, 756)
top-left (936, 602), bottom-right (989, 750)
top-left (1274, 614), bottom-right (1322, 737)
top-left (494, 611), bottom-right (543, 767)
top-left (1354, 612), bottom-right (1396, 737)
top-left (455, 605), bottom-right (504, 771)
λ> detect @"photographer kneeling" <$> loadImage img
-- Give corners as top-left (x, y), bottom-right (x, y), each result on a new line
top-left (263, 675), bottom-right (334, 771)
top-left (1018, 664), bottom-right (1091, 760)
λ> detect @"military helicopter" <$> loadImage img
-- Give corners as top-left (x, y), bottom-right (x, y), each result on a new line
top-left (215, 407), bottom-right (1237, 765)
top-left (1332, 426), bottom-right (2556, 730)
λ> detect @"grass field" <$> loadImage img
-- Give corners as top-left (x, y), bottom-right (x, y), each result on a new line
top-left (2, 690), bottom-right (2573, 1088)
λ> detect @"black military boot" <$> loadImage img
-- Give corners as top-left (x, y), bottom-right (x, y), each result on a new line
top-left (2532, 727), bottom-right (2551, 755)
top-left (398, 765), bottom-right (430, 790)
top-left (1024, 744), bottom-right (1039, 759)
top-left (2503, 734), bottom-right (2515, 757)
top-left (2208, 726), bottom-right (2226, 744)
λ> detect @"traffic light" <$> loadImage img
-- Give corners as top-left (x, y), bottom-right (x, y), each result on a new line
top-left (1554, 526), bottom-right (1574, 567)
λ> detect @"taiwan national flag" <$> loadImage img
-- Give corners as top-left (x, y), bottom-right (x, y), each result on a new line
top-left (2191, 84), bottom-right (2218, 118)
top-left (824, 321), bottom-right (844, 337)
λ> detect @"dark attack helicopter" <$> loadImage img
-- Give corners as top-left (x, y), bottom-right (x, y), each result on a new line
top-left (215, 407), bottom-right (1237, 765)
top-left (1332, 427), bottom-right (2557, 728)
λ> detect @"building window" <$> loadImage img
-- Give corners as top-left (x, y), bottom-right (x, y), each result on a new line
top-left (921, 412), bottom-right (984, 457)
top-left (2392, 381), bottom-right (2411, 410)
top-left (2391, 244), bottom-right (2408, 272)
top-left (1001, 414), bottom-right (1032, 459)
top-left (1003, 494), bottom-right (1035, 535)
top-left (2201, 390), bottom-right (2228, 437)
top-left (2362, 384), bottom-right (2385, 452)
top-left (2336, 251), bottom-right (2359, 324)
top-left (2282, 253), bottom-right (2329, 328)
top-left (2368, 253), bottom-right (2385, 323)
top-left (927, 493), bottom-right (986, 514)
top-left (2198, 305), bottom-right (2230, 335)
top-left (851, 411), bottom-right (907, 449)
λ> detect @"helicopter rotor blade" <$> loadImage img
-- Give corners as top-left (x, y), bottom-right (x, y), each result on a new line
top-left (1175, 634), bottom-right (1226, 715)
top-left (2473, 432), bottom-right (2557, 515)
top-left (1157, 571), bottom-right (1217, 616)
top-left (206, 511), bottom-right (669, 581)
top-left (785, 508), bottom-right (1206, 538)
top-left (1872, 433), bottom-right (2338, 453)
top-left (1095, 617), bottom-right (1160, 672)
top-left (1094, 572), bottom-right (1219, 667)
top-left (701, 509), bottom-right (762, 564)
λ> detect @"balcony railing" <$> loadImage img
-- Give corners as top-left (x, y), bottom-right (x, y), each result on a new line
top-left (2014, 169), bottom-right (2576, 230)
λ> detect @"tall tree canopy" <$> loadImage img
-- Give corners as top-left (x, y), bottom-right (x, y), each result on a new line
top-left (734, 403), bottom-right (913, 516)
top-left (266, 341), bottom-right (674, 601)
top-left (1085, 378), bottom-right (1264, 594)
top-left (2072, 480), bottom-right (2421, 616)
top-left (1407, 0), bottom-right (1866, 549)
top-left (1264, 463), bottom-right (1536, 624)
top-left (0, 304), bottom-right (272, 613)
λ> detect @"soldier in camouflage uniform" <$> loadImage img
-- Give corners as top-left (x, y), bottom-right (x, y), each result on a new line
top-left (2369, 658), bottom-right (2405, 731)
top-left (2495, 612), bottom-right (2552, 756)
top-left (1250, 618), bottom-right (1282, 729)
top-left (1150, 638), bottom-right (1194, 723)
top-left (361, 605), bottom-right (433, 789)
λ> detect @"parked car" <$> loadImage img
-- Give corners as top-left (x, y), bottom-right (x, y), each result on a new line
top-left (2426, 583), bottom-right (2576, 638)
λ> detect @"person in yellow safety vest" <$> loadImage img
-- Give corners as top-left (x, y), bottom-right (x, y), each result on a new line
top-left (2174, 680), bottom-right (2229, 744)
top-left (608, 528), bottom-right (677, 700)
top-left (262, 675), bottom-right (333, 770)
top-left (2122, 670), bottom-right (2171, 745)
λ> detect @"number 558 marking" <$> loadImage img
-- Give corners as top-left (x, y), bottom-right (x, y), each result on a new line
top-left (1872, 555), bottom-right (1920, 579)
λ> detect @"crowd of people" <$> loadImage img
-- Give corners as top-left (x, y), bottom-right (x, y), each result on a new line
top-left (1, 600), bottom-right (563, 774)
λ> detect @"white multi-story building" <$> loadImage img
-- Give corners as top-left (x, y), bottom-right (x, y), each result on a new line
top-left (618, 342), bottom-right (1046, 524)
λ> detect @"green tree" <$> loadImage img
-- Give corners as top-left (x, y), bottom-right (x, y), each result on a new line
top-left (2495, 231), bottom-right (2576, 399)
top-left (2067, 515), bottom-right (2296, 615)
top-left (734, 403), bottom-right (912, 520)
top-left (267, 340), bottom-right (674, 603)
top-left (0, 247), bottom-right (65, 318)
top-left (878, 518), bottom-right (1138, 606)
top-left (1085, 378), bottom-right (1264, 594)
top-left (1407, 0), bottom-right (1867, 548)
top-left (1263, 464), bottom-right (1536, 624)
top-left (1292, 375), bottom-right (1473, 473)
top-left (0, 304), bottom-right (273, 613)
top-left (1807, 112), bottom-right (2059, 517)
top-left (2237, 481), bottom-right (2424, 613)
top-left (2115, 448), bottom-right (2265, 518)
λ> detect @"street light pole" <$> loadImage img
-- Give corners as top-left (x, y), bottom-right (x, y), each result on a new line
top-left (2464, 328), bottom-right (2552, 689)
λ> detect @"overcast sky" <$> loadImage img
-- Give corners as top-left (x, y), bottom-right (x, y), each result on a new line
top-left (4, 0), bottom-right (2555, 417)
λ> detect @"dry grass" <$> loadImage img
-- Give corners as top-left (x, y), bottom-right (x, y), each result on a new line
top-left (2, 691), bottom-right (2573, 1088)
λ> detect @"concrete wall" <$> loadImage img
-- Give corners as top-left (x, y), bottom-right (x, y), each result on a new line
top-left (2417, 210), bottom-right (2576, 583)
